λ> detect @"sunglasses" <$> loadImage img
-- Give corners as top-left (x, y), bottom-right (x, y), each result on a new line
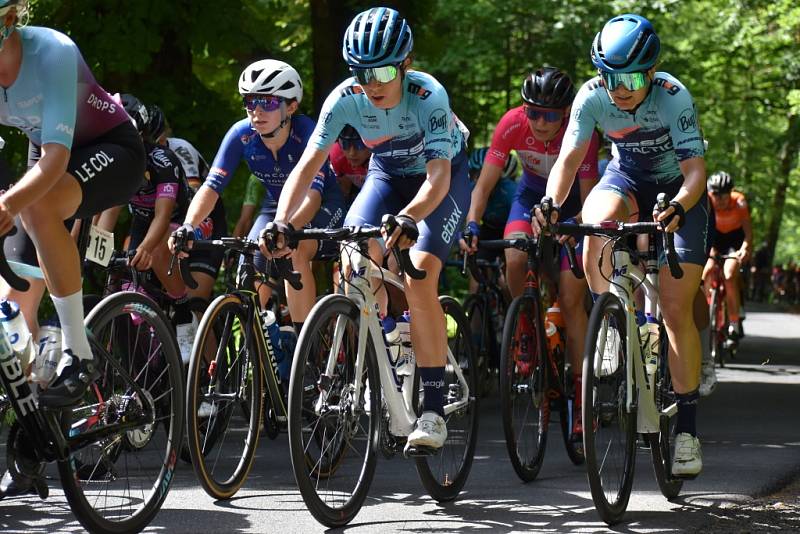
top-left (339, 138), bottom-right (365, 151)
top-left (243, 94), bottom-right (283, 112)
top-left (350, 64), bottom-right (399, 85)
top-left (599, 70), bottom-right (649, 92)
top-left (524, 106), bottom-right (564, 123)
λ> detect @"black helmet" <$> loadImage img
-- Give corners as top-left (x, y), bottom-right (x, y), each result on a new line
top-left (708, 171), bottom-right (733, 194)
top-left (120, 93), bottom-right (149, 136)
top-left (521, 67), bottom-right (575, 109)
top-left (147, 104), bottom-right (167, 142)
top-left (338, 124), bottom-right (361, 141)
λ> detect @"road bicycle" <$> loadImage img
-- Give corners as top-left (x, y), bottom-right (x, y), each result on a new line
top-left (284, 221), bottom-right (478, 527)
top-left (0, 230), bottom-right (184, 534)
top-left (706, 253), bottom-right (741, 367)
top-left (173, 236), bottom-right (299, 500)
top-left (552, 195), bottom-right (686, 525)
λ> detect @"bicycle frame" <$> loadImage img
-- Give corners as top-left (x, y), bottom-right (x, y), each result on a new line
top-left (322, 241), bottom-right (471, 438)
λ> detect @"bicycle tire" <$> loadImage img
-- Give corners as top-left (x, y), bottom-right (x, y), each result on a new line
top-left (499, 294), bottom-right (548, 482)
top-left (288, 294), bottom-right (379, 528)
top-left (463, 294), bottom-right (494, 397)
top-left (558, 355), bottom-right (585, 465)
top-left (59, 291), bottom-right (184, 534)
top-left (649, 327), bottom-right (683, 499)
top-left (415, 295), bottom-right (479, 501)
top-left (186, 293), bottom-right (263, 500)
top-left (582, 292), bottom-right (636, 525)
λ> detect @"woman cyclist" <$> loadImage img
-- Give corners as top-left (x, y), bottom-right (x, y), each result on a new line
top-left (267, 7), bottom-right (470, 452)
top-left (170, 59), bottom-right (344, 332)
top-left (533, 14), bottom-right (708, 478)
top-left (329, 124), bottom-right (370, 205)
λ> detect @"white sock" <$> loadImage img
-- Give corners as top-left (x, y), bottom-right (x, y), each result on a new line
top-left (51, 291), bottom-right (92, 361)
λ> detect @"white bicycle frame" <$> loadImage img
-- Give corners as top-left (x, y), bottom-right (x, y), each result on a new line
top-left (600, 247), bottom-right (678, 434)
top-left (317, 241), bottom-right (471, 437)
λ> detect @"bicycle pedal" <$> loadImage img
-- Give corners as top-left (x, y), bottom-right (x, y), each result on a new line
top-left (404, 445), bottom-right (439, 458)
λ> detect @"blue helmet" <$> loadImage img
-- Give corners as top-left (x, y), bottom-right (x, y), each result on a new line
top-left (591, 14), bottom-right (660, 73)
top-left (469, 148), bottom-right (488, 172)
top-left (342, 7), bottom-right (413, 68)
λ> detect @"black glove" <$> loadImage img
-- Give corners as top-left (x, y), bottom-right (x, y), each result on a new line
top-left (535, 196), bottom-right (561, 227)
top-left (382, 214), bottom-right (419, 242)
top-left (260, 221), bottom-right (296, 252)
top-left (654, 200), bottom-right (686, 230)
top-left (171, 223), bottom-right (196, 250)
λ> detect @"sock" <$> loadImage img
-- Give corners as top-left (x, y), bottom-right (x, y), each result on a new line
top-left (51, 291), bottom-right (93, 361)
top-left (420, 366), bottom-right (445, 417)
top-left (293, 322), bottom-right (304, 336)
top-left (699, 325), bottom-right (712, 366)
top-left (675, 389), bottom-right (699, 437)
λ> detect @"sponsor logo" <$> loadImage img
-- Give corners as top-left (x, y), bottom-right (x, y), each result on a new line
top-left (87, 93), bottom-right (117, 113)
top-left (73, 150), bottom-right (116, 183)
top-left (407, 82), bottom-right (432, 100)
top-left (151, 149), bottom-right (172, 168)
top-left (364, 115), bottom-right (378, 123)
top-left (323, 111), bottom-right (332, 124)
top-left (653, 78), bottom-right (680, 96)
top-left (677, 108), bottom-right (697, 133)
top-left (16, 94), bottom-right (43, 108)
top-left (56, 123), bottom-right (75, 136)
top-left (210, 166), bottom-right (228, 177)
top-left (440, 202), bottom-right (463, 244)
top-left (0, 345), bottom-right (37, 416)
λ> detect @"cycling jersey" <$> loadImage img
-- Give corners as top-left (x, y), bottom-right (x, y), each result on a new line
top-left (565, 73), bottom-right (705, 183)
top-left (329, 141), bottom-right (367, 204)
top-left (485, 106), bottom-right (599, 190)
top-left (205, 114), bottom-right (337, 202)
top-left (129, 142), bottom-right (190, 224)
top-left (309, 71), bottom-right (466, 177)
top-left (167, 137), bottom-right (209, 180)
top-left (0, 27), bottom-right (129, 150)
top-left (710, 190), bottom-right (750, 234)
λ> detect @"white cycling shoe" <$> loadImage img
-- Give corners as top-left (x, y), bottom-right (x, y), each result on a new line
top-left (405, 411), bottom-right (447, 453)
top-left (672, 432), bottom-right (702, 478)
top-left (699, 363), bottom-right (718, 397)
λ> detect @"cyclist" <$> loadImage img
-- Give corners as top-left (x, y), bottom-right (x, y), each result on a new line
top-left (463, 68), bottom-right (598, 440)
top-left (267, 7), bottom-right (470, 452)
top-left (533, 14), bottom-right (708, 477)
top-left (703, 171), bottom-right (752, 341)
top-left (170, 59), bottom-right (344, 333)
top-left (0, 1), bottom-right (144, 409)
top-left (330, 124), bottom-right (369, 205)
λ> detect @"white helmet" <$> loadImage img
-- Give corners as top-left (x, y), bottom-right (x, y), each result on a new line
top-left (238, 59), bottom-right (303, 103)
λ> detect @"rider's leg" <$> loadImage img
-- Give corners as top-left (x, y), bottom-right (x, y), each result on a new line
top-left (559, 268), bottom-right (588, 376)
top-left (723, 257), bottom-right (741, 327)
top-left (151, 235), bottom-right (186, 298)
top-left (284, 238), bottom-right (318, 329)
top-left (504, 247), bottom-right (527, 298)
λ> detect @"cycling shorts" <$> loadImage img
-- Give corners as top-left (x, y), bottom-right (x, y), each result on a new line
top-left (593, 163), bottom-right (709, 266)
top-left (247, 196), bottom-right (346, 274)
top-left (503, 180), bottom-right (583, 273)
top-left (343, 151), bottom-right (470, 264)
top-left (713, 227), bottom-right (744, 256)
top-left (188, 199), bottom-right (228, 279)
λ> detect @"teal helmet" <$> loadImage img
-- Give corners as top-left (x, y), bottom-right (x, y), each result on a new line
top-left (342, 7), bottom-right (413, 68)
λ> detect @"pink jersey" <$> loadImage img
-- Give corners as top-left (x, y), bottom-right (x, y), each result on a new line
top-left (485, 106), bottom-right (599, 189)
top-left (330, 142), bottom-right (368, 189)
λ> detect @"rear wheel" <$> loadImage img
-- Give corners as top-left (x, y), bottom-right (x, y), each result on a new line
top-left (558, 354), bottom-right (585, 465)
top-left (464, 295), bottom-right (495, 397)
top-left (499, 295), bottom-right (548, 482)
top-left (582, 292), bottom-right (636, 525)
top-left (59, 291), bottom-right (184, 534)
top-left (415, 296), bottom-right (479, 501)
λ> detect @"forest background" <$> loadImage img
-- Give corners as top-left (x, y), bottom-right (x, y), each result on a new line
top-left (6, 0), bottom-right (800, 265)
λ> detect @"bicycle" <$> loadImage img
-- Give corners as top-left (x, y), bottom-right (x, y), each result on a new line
top-left (552, 195), bottom-right (686, 525)
top-left (462, 254), bottom-right (508, 397)
top-left (706, 253), bottom-right (740, 367)
top-left (0, 231), bottom-right (184, 534)
top-left (478, 235), bottom-right (585, 482)
top-left (174, 236), bottom-right (298, 500)
top-left (284, 221), bottom-right (478, 528)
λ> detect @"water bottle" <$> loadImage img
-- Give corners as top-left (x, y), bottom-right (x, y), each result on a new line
top-left (31, 323), bottom-right (61, 388)
top-left (545, 305), bottom-right (565, 353)
top-left (396, 311), bottom-right (414, 376)
top-left (546, 304), bottom-right (565, 329)
top-left (176, 316), bottom-right (198, 365)
top-left (644, 314), bottom-right (659, 376)
top-left (0, 300), bottom-right (35, 371)
top-left (261, 309), bottom-right (284, 381)
top-left (382, 315), bottom-right (401, 362)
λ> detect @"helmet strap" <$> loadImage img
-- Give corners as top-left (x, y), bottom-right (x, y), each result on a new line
top-left (0, 23), bottom-right (15, 52)
top-left (257, 101), bottom-right (290, 139)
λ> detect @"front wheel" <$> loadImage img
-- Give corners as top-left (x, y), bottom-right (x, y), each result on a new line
top-left (288, 294), bottom-right (379, 528)
top-left (582, 292), bottom-right (636, 525)
top-left (415, 296), bottom-right (479, 501)
top-left (649, 328), bottom-right (683, 499)
top-left (59, 291), bottom-right (184, 534)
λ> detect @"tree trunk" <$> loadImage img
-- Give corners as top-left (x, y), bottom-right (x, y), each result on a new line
top-left (765, 113), bottom-right (800, 265)
top-left (310, 0), bottom-right (356, 115)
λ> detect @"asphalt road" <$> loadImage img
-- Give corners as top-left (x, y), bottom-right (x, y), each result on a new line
top-left (2, 304), bottom-right (799, 533)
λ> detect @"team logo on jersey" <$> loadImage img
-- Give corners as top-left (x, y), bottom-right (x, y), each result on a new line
top-left (653, 78), bottom-right (681, 96)
top-left (407, 82), bottom-right (432, 100)
top-left (677, 108), bottom-right (697, 133)
top-left (428, 108), bottom-right (448, 134)
top-left (341, 85), bottom-right (364, 97)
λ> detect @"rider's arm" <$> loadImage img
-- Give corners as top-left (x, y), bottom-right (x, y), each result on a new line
top-left (575, 130), bottom-right (601, 221)
top-left (184, 185), bottom-right (220, 227)
top-left (289, 189), bottom-right (323, 228)
top-left (673, 157), bottom-right (707, 211)
top-left (467, 162), bottom-right (503, 225)
top-left (137, 197), bottom-right (175, 256)
top-left (545, 141), bottom-right (592, 207)
top-left (401, 158), bottom-right (451, 222)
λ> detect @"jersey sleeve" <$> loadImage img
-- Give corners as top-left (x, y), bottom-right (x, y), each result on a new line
top-left (562, 80), bottom-right (602, 151)
top-left (661, 82), bottom-right (705, 162)
top-left (38, 36), bottom-right (79, 149)
top-left (308, 87), bottom-right (350, 152)
top-left (577, 130), bottom-right (601, 181)
top-left (485, 109), bottom-right (520, 168)
top-left (150, 149), bottom-right (181, 200)
top-left (205, 122), bottom-right (245, 194)
top-left (243, 174), bottom-right (265, 207)
top-left (417, 85), bottom-right (457, 162)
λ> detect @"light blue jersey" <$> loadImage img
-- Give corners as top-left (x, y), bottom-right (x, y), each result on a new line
top-left (564, 72), bottom-right (704, 183)
top-left (309, 71), bottom-right (466, 178)
top-left (0, 27), bottom-right (128, 149)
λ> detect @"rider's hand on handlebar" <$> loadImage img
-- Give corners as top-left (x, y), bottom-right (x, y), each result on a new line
top-left (168, 223), bottom-right (195, 258)
top-left (259, 221), bottom-right (295, 259)
top-left (129, 246), bottom-right (153, 271)
top-left (652, 199), bottom-right (686, 233)
top-left (458, 221), bottom-right (480, 255)
top-left (382, 213), bottom-right (418, 251)
top-left (531, 196), bottom-right (560, 237)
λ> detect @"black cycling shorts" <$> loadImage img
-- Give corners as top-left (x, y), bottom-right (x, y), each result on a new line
top-left (188, 198), bottom-right (227, 279)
